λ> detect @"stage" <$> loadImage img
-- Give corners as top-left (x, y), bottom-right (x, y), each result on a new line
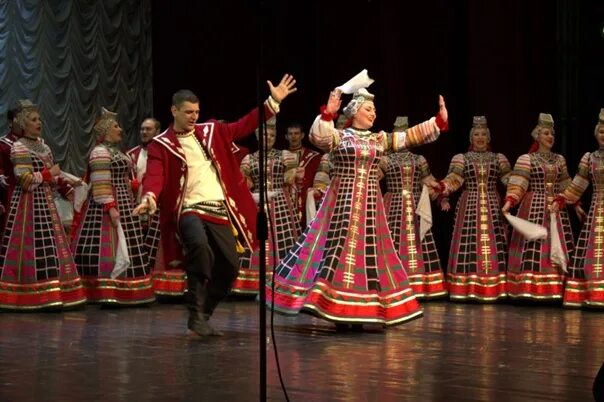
top-left (0, 300), bottom-right (601, 401)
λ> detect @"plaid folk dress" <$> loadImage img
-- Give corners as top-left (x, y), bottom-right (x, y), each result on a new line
top-left (72, 143), bottom-right (153, 305)
top-left (232, 148), bottom-right (300, 294)
top-left (442, 151), bottom-right (511, 301)
top-left (381, 150), bottom-right (447, 299)
top-left (0, 137), bottom-right (86, 310)
top-left (506, 152), bottom-right (574, 300)
top-left (266, 118), bottom-right (441, 326)
top-left (560, 151), bottom-right (604, 308)
top-left (127, 146), bottom-right (186, 298)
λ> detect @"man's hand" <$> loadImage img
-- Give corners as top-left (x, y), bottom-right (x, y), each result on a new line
top-left (133, 194), bottom-right (157, 216)
top-left (267, 74), bottom-right (297, 103)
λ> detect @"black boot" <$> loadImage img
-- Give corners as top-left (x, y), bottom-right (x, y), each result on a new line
top-left (187, 280), bottom-right (214, 337)
top-left (203, 313), bottom-right (224, 337)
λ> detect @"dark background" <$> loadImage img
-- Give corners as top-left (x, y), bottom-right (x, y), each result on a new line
top-left (150, 0), bottom-right (604, 263)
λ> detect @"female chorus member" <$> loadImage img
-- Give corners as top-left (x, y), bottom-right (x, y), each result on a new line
top-left (0, 101), bottom-right (86, 310)
top-left (232, 116), bottom-right (301, 294)
top-left (381, 116), bottom-right (447, 299)
top-left (553, 108), bottom-right (604, 308)
top-left (266, 80), bottom-right (449, 328)
top-left (72, 108), bottom-right (153, 305)
top-left (502, 113), bottom-right (574, 300)
top-left (440, 116), bottom-right (511, 301)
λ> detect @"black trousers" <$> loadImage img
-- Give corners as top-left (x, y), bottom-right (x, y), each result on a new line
top-left (178, 214), bottom-right (239, 316)
top-left (595, 361), bottom-right (604, 402)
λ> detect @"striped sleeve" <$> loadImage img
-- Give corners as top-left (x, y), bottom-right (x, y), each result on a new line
top-left (309, 115), bottom-right (342, 152)
top-left (506, 154), bottom-right (531, 203)
top-left (441, 154), bottom-right (465, 194)
top-left (560, 152), bottom-right (590, 204)
top-left (497, 153), bottom-right (512, 186)
top-left (11, 141), bottom-right (46, 191)
top-left (89, 145), bottom-right (115, 205)
top-left (313, 153), bottom-right (331, 192)
top-left (417, 155), bottom-right (432, 181)
top-left (388, 117), bottom-right (440, 152)
top-left (418, 155), bottom-right (439, 200)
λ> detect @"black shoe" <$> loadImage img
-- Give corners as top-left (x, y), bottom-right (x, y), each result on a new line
top-left (202, 314), bottom-right (224, 337)
top-left (187, 313), bottom-right (213, 337)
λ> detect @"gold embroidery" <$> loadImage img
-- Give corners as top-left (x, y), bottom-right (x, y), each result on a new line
top-left (478, 163), bottom-right (491, 272)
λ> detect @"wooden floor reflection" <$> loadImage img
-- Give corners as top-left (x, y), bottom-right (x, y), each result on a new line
top-left (0, 300), bottom-right (601, 401)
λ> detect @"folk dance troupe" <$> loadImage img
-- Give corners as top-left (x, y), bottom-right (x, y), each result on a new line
top-left (0, 70), bottom-right (603, 335)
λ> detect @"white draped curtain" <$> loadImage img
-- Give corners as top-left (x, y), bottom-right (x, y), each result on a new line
top-left (0, 0), bottom-right (153, 174)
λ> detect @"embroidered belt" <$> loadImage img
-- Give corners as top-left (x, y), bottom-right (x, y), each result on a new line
top-left (182, 200), bottom-right (229, 221)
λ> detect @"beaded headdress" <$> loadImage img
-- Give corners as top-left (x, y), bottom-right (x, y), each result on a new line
top-left (393, 116), bottom-right (409, 131)
top-left (93, 107), bottom-right (118, 140)
top-left (343, 88), bottom-right (375, 118)
top-left (469, 115), bottom-right (490, 142)
top-left (531, 113), bottom-right (554, 139)
top-left (15, 100), bottom-right (37, 129)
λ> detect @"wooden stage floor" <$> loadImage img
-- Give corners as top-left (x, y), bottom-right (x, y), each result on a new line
top-left (0, 300), bottom-right (602, 401)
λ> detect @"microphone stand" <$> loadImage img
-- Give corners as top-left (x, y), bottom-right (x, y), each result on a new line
top-left (254, 1), bottom-right (268, 401)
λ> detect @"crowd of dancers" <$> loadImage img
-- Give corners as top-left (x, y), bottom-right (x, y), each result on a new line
top-left (0, 71), bottom-right (602, 335)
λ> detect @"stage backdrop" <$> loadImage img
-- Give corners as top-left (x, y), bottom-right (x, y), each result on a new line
top-left (0, 0), bottom-right (153, 175)
top-left (150, 0), bottom-right (603, 265)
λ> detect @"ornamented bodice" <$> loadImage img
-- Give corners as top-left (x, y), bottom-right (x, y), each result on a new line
top-left (463, 152), bottom-right (501, 193)
top-left (19, 137), bottom-right (54, 172)
top-left (590, 150), bottom-right (604, 195)
top-left (247, 149), bottom-right (288, 191)
top-left (104, 145), bottom-right (133, 188)
top-left (528, 152), bottom-right (566, 202)
top-left (330, 129), bottom-right (382, 181)
top-left (384, 151), bottom-right (423, 195)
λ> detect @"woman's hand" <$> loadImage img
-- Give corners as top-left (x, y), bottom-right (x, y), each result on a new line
top-left (502, 200), bottom-right (512, 214)
top-left (49, 164), bottom-right (61, 177)
top-left (438, 95), bottom-right (448, 124)
top-left (326, 89), bottom-right (342, 115)
top-left (440, 198), bottom-right (451, 212)
top-left (574, 204), bottom-right (587, 223)
top-left (109, 207), bottom-right (120, 228)
top-left (550, 201), bottom-right (560, 213)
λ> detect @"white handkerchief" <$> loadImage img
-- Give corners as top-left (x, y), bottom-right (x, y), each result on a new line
top-left (549, 212), bottom-right (568, 273)
top-left (336, 69), bottom-right (375, 94)
top-left (111, 221), bottom-right (131, 279)
top-left (504, 213), bottom-right (547, 241)
top-left (73, 182), bottom-right (90, 213)
top-left (415, 185), bottom-right (432, 241)
top-left (306, 190), bottom-right (317, 225)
